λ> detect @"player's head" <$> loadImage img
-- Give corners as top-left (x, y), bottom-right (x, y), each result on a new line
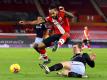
top-left (37, 15), bottom-right (44, 22)
top-left (72, 43), bottom-right (82, 54)
top-left (84, 26), bottom-right (88, 30)
top-left (49, 5), bottom-right (58, 18)
top-left (37, 16), bottom-right (43, 21)
top-left (59, 6), bottom-right (65, 11)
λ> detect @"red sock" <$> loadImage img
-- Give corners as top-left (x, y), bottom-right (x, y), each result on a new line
top-left (82, 44), bottom-right (85, 49)
top-left (34, 48), bottom-right (40, 53)
top-left (87, 44), bottom-right (91, 49)
top-left (58, 33), bottom-right (69, 47)
top-left (39, 49), bottom-right (48, 61)
top-left (34, 48), bottom-right (48, 61)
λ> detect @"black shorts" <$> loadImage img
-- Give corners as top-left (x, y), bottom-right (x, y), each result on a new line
top-left (43, 34), bottom-right (73, 47)
top-left (83, 39), bottom-right (90, 45)
top-left (43, 34), bottom-right (62, 47)
top-left (68, 72), bottom-right (82, 78)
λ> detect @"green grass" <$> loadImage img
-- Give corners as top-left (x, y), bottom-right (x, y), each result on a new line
top-left (0, 48), bottom-right (107, 80)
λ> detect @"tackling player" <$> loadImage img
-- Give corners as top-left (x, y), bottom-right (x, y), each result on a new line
top-left (82, 26), bottom-right (91, 50)
top-left (39, 43), bottom-right (96, 78)
top-left (19, 16), bottom-right (51, 64)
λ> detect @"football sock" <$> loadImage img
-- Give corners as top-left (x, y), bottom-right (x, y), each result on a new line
top-left (58, 33), bottom-right (69, 47)
top-left (87, 44), bottom-right (91, 49)
top-left (34, 48), bottom-right (48, 61)
top-left (49, 63), bottom-right (63, 71)
top-left (82, 44), bottom-right (85, 49)
top-left (34, 47), bottom-right (40, 53)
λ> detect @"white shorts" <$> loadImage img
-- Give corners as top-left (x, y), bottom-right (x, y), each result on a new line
top-left (70, 61), bottom-right (85, 75)
top-left (34, 37), bottom-right (43, 43)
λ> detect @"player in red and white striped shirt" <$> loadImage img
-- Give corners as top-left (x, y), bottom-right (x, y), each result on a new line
top-left (82, 26), bottom-right (91, 50)
top-left (32, 5), bottom-right (74, 64)
top-left (45, 6), bottom-right (74, 51)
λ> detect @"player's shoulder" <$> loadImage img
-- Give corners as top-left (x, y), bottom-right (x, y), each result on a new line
top-left (82, 53), bottom-right (89, 57)
top-left (45, 16), bottom-right (52, 21)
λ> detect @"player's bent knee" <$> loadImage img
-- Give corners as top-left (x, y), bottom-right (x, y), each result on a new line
top-left (37, 42), bottom-right (46, 48)
top-left (61, 61), bottom-right (71, 70)
top-left (32, 42), bottom-right (46, 49)
top-left (32, 43), bottom-right (38, 48)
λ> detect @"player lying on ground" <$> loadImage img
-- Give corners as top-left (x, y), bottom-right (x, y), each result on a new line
top-left (19, 16), bottom-right (51, 64)
top-left (32, 5), bottom-right (75, 63)
top-left (39, 43), bottom-right (96, 78)
top-left (82, 26), bottom-right (91, 50)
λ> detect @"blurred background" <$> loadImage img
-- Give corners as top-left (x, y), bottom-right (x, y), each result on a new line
top-left (0, 0), bottom-right (107, 48)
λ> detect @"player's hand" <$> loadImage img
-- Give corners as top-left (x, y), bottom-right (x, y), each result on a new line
top-left (86, 38), bottom-right (89, 40)
top-left (90, 53), bottom-right (96, 61)
top-left (59, 6), bottom-right (65, 12)
top-left (19, 21), bottom-right (25, 24)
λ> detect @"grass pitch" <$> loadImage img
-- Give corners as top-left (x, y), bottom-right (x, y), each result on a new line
top-left (0, 48), bottom-right (107, 80)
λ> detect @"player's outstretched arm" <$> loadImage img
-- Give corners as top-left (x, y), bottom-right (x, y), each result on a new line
top-left (64, 11), bottom-right (75, 18)
top-left (59, 6), bottom-right (75, 18)
top-left (19, 20), bottom-right (39, 25)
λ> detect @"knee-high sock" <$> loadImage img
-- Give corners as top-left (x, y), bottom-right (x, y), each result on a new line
top-left (58, 33), bottom-right (69, 47)
top-left (82, 43), bottom-right (85, 49)
top-left (34, 48), bottom-right (48, 61)
top-left (87, 44), bottom-right (91, 49)
top-left (49, 63), bottom-right (63, 71)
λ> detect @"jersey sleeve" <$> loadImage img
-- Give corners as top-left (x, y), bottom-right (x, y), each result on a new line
top-left (83, 53), bottom-right (95, 68)
top-left (42, 24), bottom-right (47, 30)
top-left (45, 16), bottom-right (52, 22)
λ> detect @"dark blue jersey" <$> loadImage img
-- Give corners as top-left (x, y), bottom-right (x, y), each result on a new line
top-left (71, 53), bottom-right (95, 68)
top-left (34, 23), bottom-right (47, 38)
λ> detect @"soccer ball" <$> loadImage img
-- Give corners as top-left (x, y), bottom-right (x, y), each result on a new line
top-left (10, 64), bottom-right (20, 73)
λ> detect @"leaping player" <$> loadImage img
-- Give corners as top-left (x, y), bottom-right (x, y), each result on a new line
top-left (32, 5), bottom-right (75, 51)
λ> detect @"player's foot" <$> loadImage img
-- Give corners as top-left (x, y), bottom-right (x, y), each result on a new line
top-left (82, 46), bottom-right (85, 50)
top-left (38, 56), bottom-right (43, 60)
top-left (52, 41), bottom-right (58, 52)
top-left (43, 59), bottom-right (51, 65)
top-left (82, 75), bottom-right (88, 78)
top-left (56, 72), bottom-right (63, 76)
top-left (89, 48), bottom-right (91, 51)
top-left (39, 64), bottom-right (50, 74)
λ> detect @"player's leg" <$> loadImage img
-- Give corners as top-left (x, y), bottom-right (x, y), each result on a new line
top-left (82, 39), bottom-right (87, 49)
top-left (57, 69), bottom-right (69, 76)
top-left (61, 61), bottom-right (85, 78)
top-left (33, 34), bottom-right (62, 64)
top-left (52, 33), bottom-right (70, 52)
top-left (39, 63), bottom-right (63, 74)
top-left (33, 34), bottom-right (62, 49)
top-left (43, 34), bottom-right (62, 47)
top-left (39, 61), bottom-right (70, 74)
top-left (32, 37), bottom-right (50, 64)
top-left (57, 70), bottom-right (82, 78)
top-left (87, 40), bottom-right (91, 50)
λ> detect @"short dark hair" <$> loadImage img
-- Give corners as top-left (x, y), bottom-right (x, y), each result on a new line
top-left (49, 4), bottom-right (57, 10)
top-left (73, 42), bottom-right (82, 49)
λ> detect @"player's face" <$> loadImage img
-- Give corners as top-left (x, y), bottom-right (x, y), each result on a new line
top-left (37, 17), bottom-right (43, 21)
top-left (49, 9), bottom-right (58, 17)
top-left (59, 6), bottom-right (65, 11)
top-left (37, 16), bottom-right (43, 22)
top-left (84, 26), bottom-right (88, 30)
top-left (73, 44), bottom-right (81, 54)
